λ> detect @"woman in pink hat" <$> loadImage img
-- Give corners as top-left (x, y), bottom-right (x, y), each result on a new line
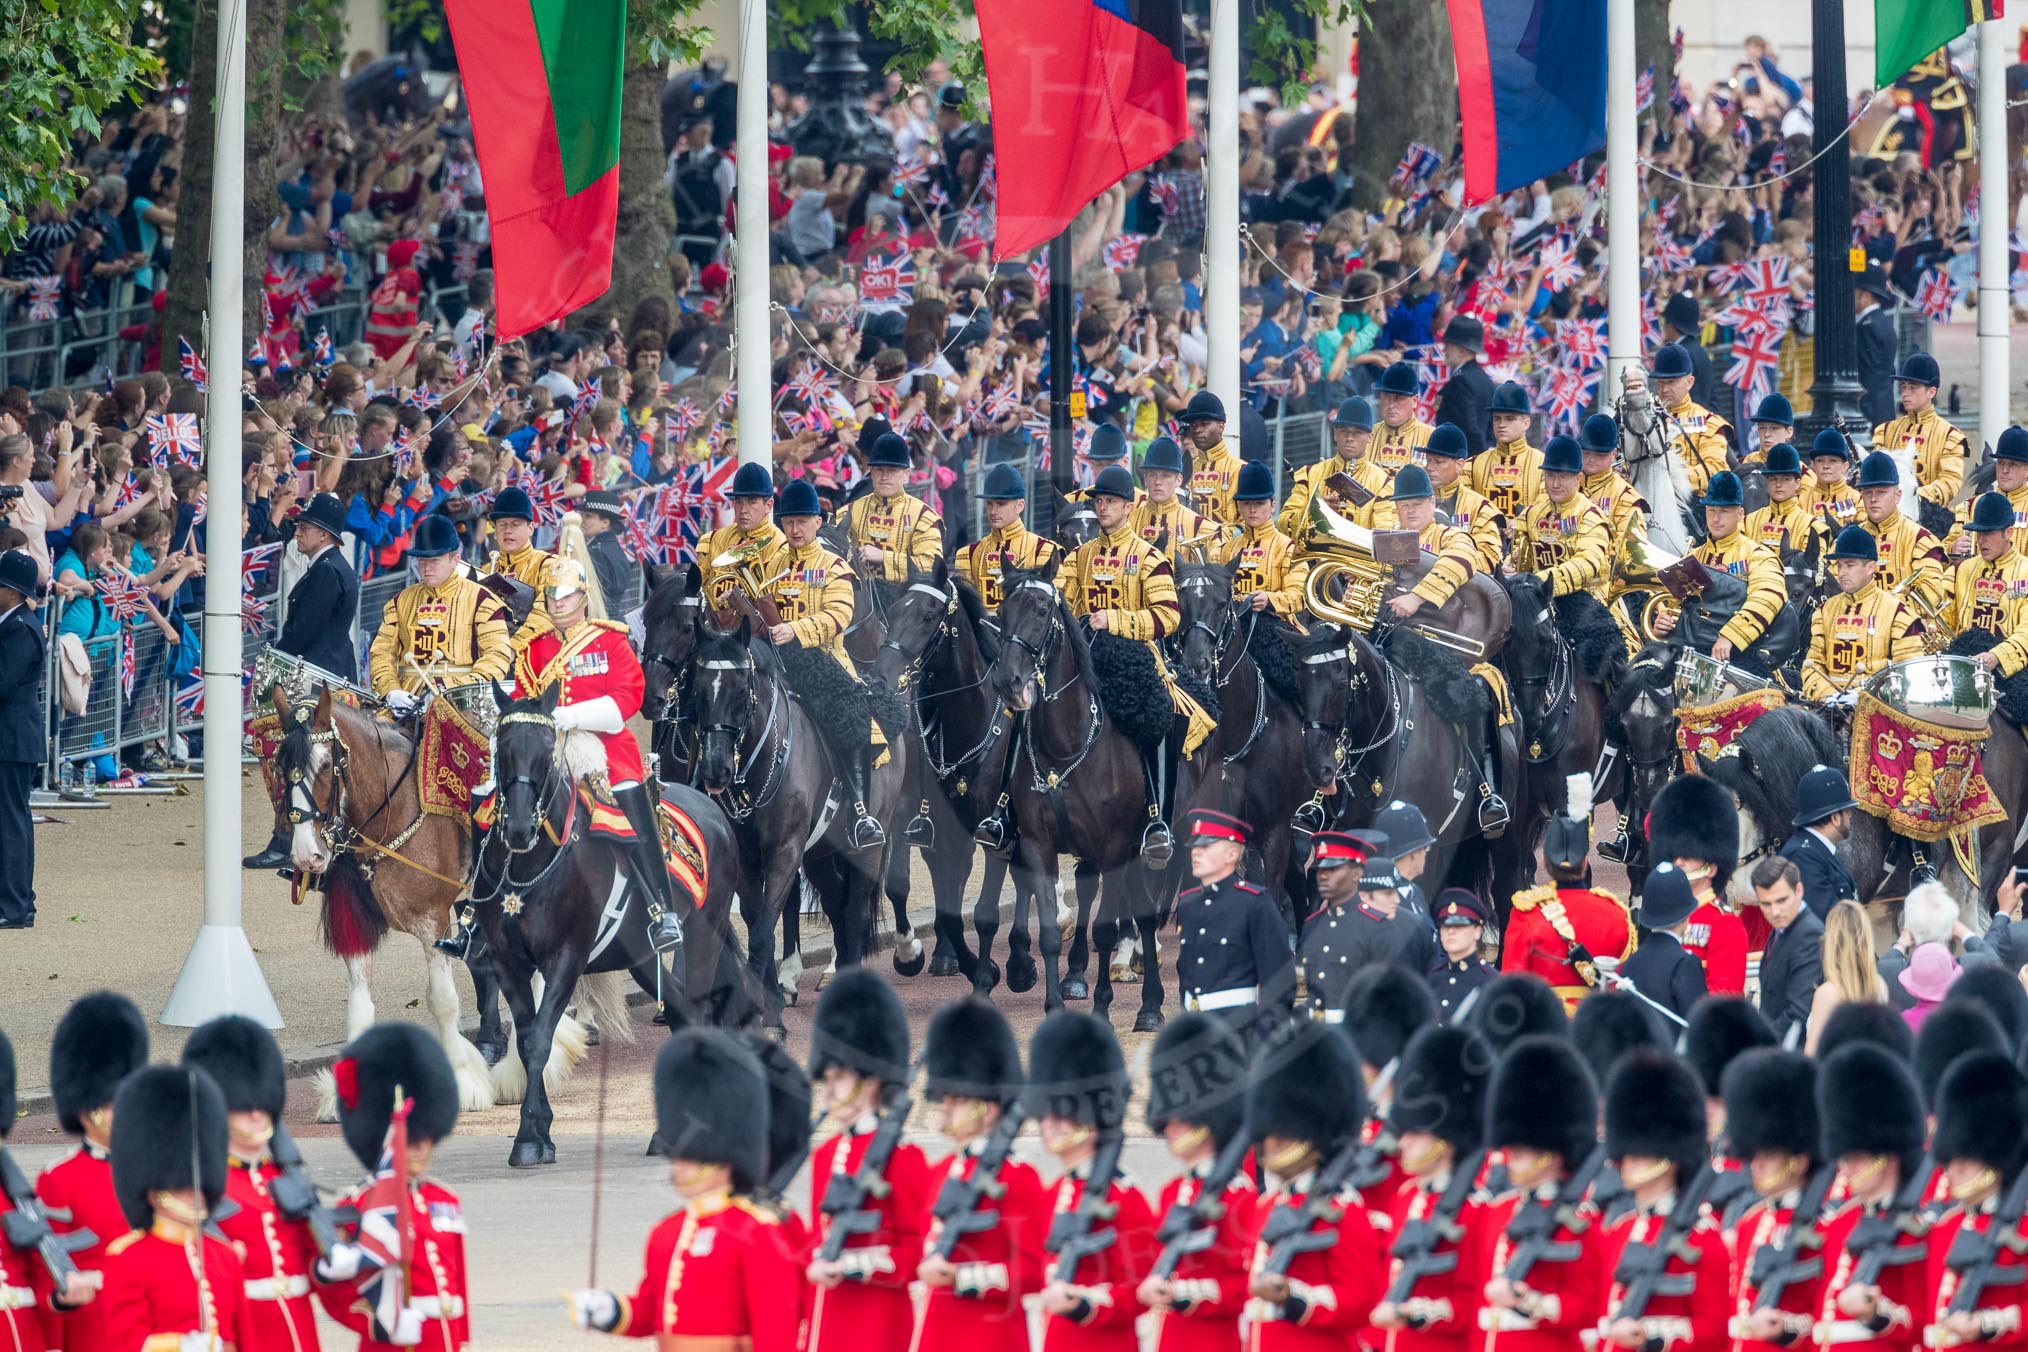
top-left (1899, 942), bottom-right (1961, 1032)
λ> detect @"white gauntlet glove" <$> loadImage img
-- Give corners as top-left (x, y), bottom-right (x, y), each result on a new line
top-left (314, 1243), bottom-right (365, 1283)
top-left (385, 689), bottom-right (417, 715)
top-left (568, 1289), bottom-right (621, 1332)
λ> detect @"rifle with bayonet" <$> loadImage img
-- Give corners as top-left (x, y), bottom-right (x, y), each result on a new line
top-left (816, 1084), bottom-right (915, 1264)
top-left (1747, 1161), bottom-right (1840, 1310)
top-left (1609, 1162), bottom-right (1718, 1324)
top-left (267, 1122), bottom-right (357, 1258)
top-left (1149, 1130), bottom-right (1252, 1282)
top-left (1501, 1145), bottom-right (1607, 1285)
top-left (0, 1145), bottom-right (93, 1288)
top-left (1043, 1132), bottom-right (1126, 1287)
top-left (1381, 1149), bottom-right (1486, 1306)
top-left (928, 1102), bottom-right (1028, 1263)
top-left (1944, 1159), bottom-right (2028, 1315)
top-left (1843, 1153), bottom-right (1934, 1291)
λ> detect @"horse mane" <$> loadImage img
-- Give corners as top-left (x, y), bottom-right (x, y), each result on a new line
top-left (1245, 612), bottom-right (1303, 706)
top-left (949, 576), bottom-right (1000, 665)
top-left (644, 564), bottom-right (699, 628)
top-left (1701, 704), bottom-right (1838, 841)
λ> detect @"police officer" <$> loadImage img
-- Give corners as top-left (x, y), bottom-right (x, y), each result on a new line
top-left (1175, 809), bottom-right (1295, 1037)
top-left (955, 463), bottom-right (1057, 611)
top-left (277, 491), bottom-right (361, 680)
top-left (1617, 864), bottom-right (1707, 1022)
top-left (1279, 396), bottom-right (1390, 534)
top-left (1778, 765), bottom-right (1859, 921)
top-left (1872, 350), bottom-right (1966, 508)
top-left (367, 514), bottom-right (515, 709)
top-left (1428, 889), bottom-right (1497, 1021)
top-left (0, 550), bottom-right (47, 928)
top-left (845, 432), bottom-right (944, 583)
top-left (1374, 799), bottom-right (1436, 924)
top-left (1434, 314), bottom-right (1495, 454)
top-left (1509, 436), bottom-right (1613, 601)
top-left (1650, 342), bottom-right (1732, 495)
top-left (577, 489), bottom-right (642, 618)
top-left (1177, 391), bottom-right (1245, 525)
top-left (1212, 461), bottom-right (1307, 616)
top-left (1373, 360), bottom-right (1434, 475)
top-left (1472, 380), bottom-right (1544, 521)
top-left (1131, 435), bottom-right (1207, 547)
top-left (1800, 526), bottom-right (1926, 704)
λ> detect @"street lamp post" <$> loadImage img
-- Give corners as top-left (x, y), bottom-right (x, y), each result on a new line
top-left (1805, 0), bottom-right (1867, 432)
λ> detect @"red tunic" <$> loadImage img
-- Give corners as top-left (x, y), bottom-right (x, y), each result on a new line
top-left (1473, 1187), bottom-right (1609, 1352)
top-left (216, 1157), bottom-right (320, 1352)
top-left (99, 1224), bottom-right (255, 1352)
top-left (1599, 1203), bottom-right (1734, 1352)
top-left (806, 1129), bottom-right (931, 1352)
top-left (516, 622), bottom-right (649, 786)
top-left (316, 1179), bottom-right (469, 1352)
top-left (1814, 1199), bottom-right (1926, 1352)
top-left (1928, 1203), bottom-right (2028, 1349)
top-left (611, 1194), bottom-right (802, 1352)
top-left (1149, 1168), bottom-right (1256, 1352)
top-left (1499, 887), bottom-right (1634, 1009)
top-left (1725, 1194), bottom-right (1826, 1352)
top-left (37, 1147), bottom-right (127, 1352)
top-left (1245, 1179), bottom-right (1385, 1352)
top-left (1380, 1175), bottom-right (1485, 1352)
top-left (1040, 1173), bottom-right (1156, 1352)
top-left (0, 1178), bottom-right (55, 1352)
top-left (1681, 900), bottom-right (1748, 997)
top-left (914, 1151), bottom-right (1049, 1352)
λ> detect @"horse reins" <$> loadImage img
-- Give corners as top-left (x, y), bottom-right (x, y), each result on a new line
top-left (469, 710), bottom-right (582, 899)
top-left (696, 653), bottom-right (790, 819)
top-left (291, 709), bottom-right (466, 890)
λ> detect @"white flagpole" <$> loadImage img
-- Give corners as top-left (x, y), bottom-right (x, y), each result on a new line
top-left (1978, 14), bottom-right (2009, 456)
top-left (1604, 0), bottom-right (1640, 393)
top-left (1205, 0), bottom-right (1240, 423)
top-left (164, 0), bottom-right (281, 1028)
top-left (733, 0), bottom-right (772, 469)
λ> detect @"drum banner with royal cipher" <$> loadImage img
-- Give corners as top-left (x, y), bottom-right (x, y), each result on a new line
top-left (1675, 688), bottom-right (1786, 774)
top-left (1849, 690), bottom-right (2007, 843)
top-left (418, 691), bottom-right (493, 825)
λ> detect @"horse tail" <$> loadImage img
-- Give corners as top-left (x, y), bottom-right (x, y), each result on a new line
top-left (576, 970), bottom-right (637, 1045)
top-left (320, 859), bottom-right (389, 958)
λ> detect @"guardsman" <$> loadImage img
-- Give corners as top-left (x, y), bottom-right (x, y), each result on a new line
top-left (1682, 999), bottom-right (1775, 1229)
top-left (1065, 425), bottom-right (1137, 507)
top-left (1742, 393), bottom-right (1797, 467)
top-left (1509, 437), bottom-right (1613, 601)
top-left (1371, 1026), bottom-right (1492, 1352)
top-left (1131, 437), bottom-right (1209, 549)
top-left (1740, 444), bottom-right (1822, 554)
top-left (1949, 426), bottom-right (2028, 562)
top-left (1617, 865), bottom-right (1709, 1022)
top-left (956, 463), bottom-right (1058, 611)
top-left (366, 515), bottom-right (514, 709)
top-left (1577, 415), bottom-right (1651, 560)
top-left (1503, 774), bottom-right (1633, 1009)
top-left (1055, 465), bottom-right (1215, 860)
top-left (1649, 775), bottom-right (1748, 1000)
top-left (1373, 361), bottom-right (1435, 477)
top-left (1651, 342), bottom-right (1733, 496)
top-left (3, 1027), bottom-right (88, 1352)
top-left (1799, 430), bottom-right (1863, 531)
top-left (1341, 967), bottom-right (1440, 1208)
top-left (1657, 471), bottom-right (1785, 664)
top-left (1799, 527), bottom-right (1926, 703)
top-left (102, 1065), bottom-right (256, 1352)
top-left (1597, 1052), bottom-right (1734, 1352)
top-left (1427, 890), bottom-right (1497, 1021)
top-left (1244, 1023), bottom-right (1386, 1351)
top-left (1947, 491), bottom-right (2028, 675)
top-left (697, 462), bottom-right (787, 609)
top-left (1179, 391), bottom-right (1246, 526)
top-left (567, 1030), bottom-right (802, 1352)
top-left (1852, 451), bottom-right (1948, 612)
top-left (1175, 809), bottom-right (1296, 1038)
top-left (317, 1022), bottom-right (470, 1352)
top-left (805, 969), bottom-right (932, 1352)
top-left (1470, 381), bottom-right (1544, 521)
top-left (39, 991), bottom-right (149, 1352)
top-left (1381, 425), bottom-right (1502, 574)
top-left (1280, 398), bottom-right (1391, 535)
top-left (512, 555), bottom-right (679, 948)
top-left (182, 1017), bottom-right (322, 1352)
top-left (483, 485), bottom-right (559, 645)
top-left (1926, 1050), bottom-right (2028, 1348)
top-left (1212, 462), bottom-right (1308, 617)
top-left (845, 432), bottom-right (944, 582)
top-left (1475, 1036), bottom-right (1607, 1352)
top-left (770, 479), bottom-right (887, 848)
top-left (1871, 351), bottom-right (1966, 508)
top-left (1813, 1044), bottom-right (1928, 1352)
top-left (1028, 1012), bottom-right (1157, 1352)
top-left (914, 1000), bottom-right (1047, 1352)
top-left (1723, 1050), bottom-right (1827, 1351)
top-left (1138, 1015), bottom-right (1257, 1352)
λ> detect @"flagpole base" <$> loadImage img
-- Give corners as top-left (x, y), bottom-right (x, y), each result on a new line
top-left (163, 923), bottom-right (284, 1028)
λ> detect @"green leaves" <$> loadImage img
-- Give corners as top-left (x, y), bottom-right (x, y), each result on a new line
top-left (1250, 0), bottom-right (1362, 108)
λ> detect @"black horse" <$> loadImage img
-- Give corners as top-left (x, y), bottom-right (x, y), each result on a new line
top-left (1604, 642), bottom-right (1684, 883)
top-left (989, 560), bottom-right (1173, 1025)
top-left (476, 683), bottom-right (752, 1167)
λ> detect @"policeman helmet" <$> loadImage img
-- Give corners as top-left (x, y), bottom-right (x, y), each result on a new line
top-left (1793, 764), bottom-right (1858, 829)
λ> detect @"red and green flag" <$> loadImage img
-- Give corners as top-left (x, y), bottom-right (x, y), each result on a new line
top-left (1875, 0), bottom-right (2000, 86)
top-left (443, 0), bottom-right (626, 338)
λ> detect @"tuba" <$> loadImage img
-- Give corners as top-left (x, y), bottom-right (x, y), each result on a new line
top-left (1607, 533), bottom-right (1691, 642)
top-left (1296, 492), bottom-right (1487, 656)
top-left (1901, 583), bottom-right (1956, 656)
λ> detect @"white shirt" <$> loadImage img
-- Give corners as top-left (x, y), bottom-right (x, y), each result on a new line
top-left (536, 370), bottom-right (579, 403)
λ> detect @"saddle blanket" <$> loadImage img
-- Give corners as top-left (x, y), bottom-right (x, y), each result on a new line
top-left (473, 784), bottom-right (711, 911)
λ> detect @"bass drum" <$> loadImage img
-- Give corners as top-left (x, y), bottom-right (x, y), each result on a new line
top-left (1862, 655), bottom-right (1995, 732)
top-left (436, 681), bottom-right (502, 738)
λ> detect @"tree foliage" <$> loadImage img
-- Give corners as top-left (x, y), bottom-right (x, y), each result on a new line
top-left (1252, 0), bottom-right (1362, 107)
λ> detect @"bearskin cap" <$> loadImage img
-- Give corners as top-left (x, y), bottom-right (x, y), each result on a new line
top-left (1818, 1043), bottom-right (1926, 1180)
top-left (1466, 973), bottom-right (1569, 1053)
top-left (744, 1034), bottom-right (811, 1190)
top-left (1339, 965), bottom-right (1436, 1070)
top-left (1145, 1013), bottom-right (1248, 1149)
top-left (655, 1029), bottom-right (768, 1191)
top-left (1025, 1012), bottom-right (1129, 1132)
top-left (1486, 1034), bottom-right (1598, 1164)
top-left (333, 1023), bottom-right (459, 1170)
top-left (1812, 999), bottom-right (1914, 1063)
top-left (50, 991), bottom-right (149, 1136)
top-left (1933, 1050), bottom-right (2028, 1182)
top-left (1605, 1051), bottom-right (1709, 1179)
top-left (1571, 991), bottom-right (1670, 1078)
top-left (1915, 1001), bottom-right (2009, 1110)
top-left (0, 1029), bottom-right (15, 1141)
top-left (1389, 1025), bottom-right (1493, 1153)
top-left (110, 1065), bottom-right (228, 1231)
top-left (1945, 965), bottom-right (2028, 1051)
top-left (923, 998), bottom-right (1023, 1105)
top-left (181, 1016), bottom-right (286, 1120)
top-left (1683, 997), bottom-right (1775, 1098)
top-left (1721, 1050), bottom-right (1818, 1162)
top-left (1646, 774), bottom-right (1740, 882)
top-left (1245, 1023), bottom-right (1366, 1155)
top-left (808, 967), bottom-right (910, 1084)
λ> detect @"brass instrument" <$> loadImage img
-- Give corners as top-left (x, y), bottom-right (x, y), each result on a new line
top-left (1606, 533), bottom-right (1688, 641)
top-left (1296, 493), bottom-right (1487, 657)
top-left (1901, 582), bottom-right (1956, 656)
top-left (710, 543), bottom-right (788, 628)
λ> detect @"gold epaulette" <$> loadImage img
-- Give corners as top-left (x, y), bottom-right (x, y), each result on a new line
top-left (589, 618), bottom-right (631, 635)
top-left (106, 1229), bottom-right (146, 1256)
top-left (734, 1196), bottom-right (783, 1224)
top-left (1511, 885), bottom-right (1556, 913)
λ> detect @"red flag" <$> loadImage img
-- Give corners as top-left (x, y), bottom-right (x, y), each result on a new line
top-left (976, 0), bottom-right (1188, 259)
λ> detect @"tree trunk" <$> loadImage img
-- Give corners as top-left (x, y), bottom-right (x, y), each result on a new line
top-left (163, 4), bottom-right (218, 378)
top-left (1346, 0), bottom-right (1458, 212)
top-left (591, 55), bottom-right (679, 327)
top-left (243, 0), bottom-right (286, 337)
top-left (1635, 0), bottom-right (1674, 117)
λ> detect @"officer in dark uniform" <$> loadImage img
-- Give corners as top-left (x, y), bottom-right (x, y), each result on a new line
top-left (1433, 315), bottom-right (1495, 455)
top-left (1297, 829), bottom-right (1381, 1018)
top-left (1300, 831), bottom-right (1438, 1017)
top-left (578, 489), bottom-right (641, 618)
top-left (1779, 764), bottom-right (1859, 921)
top-left (1662, 291), bottom-right (1717, 411)
top-left (1374, 799), bottom-right (1436, 927)
top-left (276, 492), bottom-right (361, 680)
top-left (1617, 863), bottom-right (1706, 1023)
top-left (0, 550), bottom-right (45, 929)
top-left (1427, 889), bottom-right (1496, 1020)
top-left (1175, 808), bottom-right (1295, 1039)
top-left (1855, 266), bottom-right (1900, 427)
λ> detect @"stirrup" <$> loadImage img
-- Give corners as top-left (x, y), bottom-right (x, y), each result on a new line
top-left (1910, 848), bottom-right (1938, 888)
top-left (904, 803), bottom-right (936, 849)
top-left (1291, 797), bottom-right (1327, 838)
top-left (1477, 786), bottom-right (1510, 838)
top-left (973, 808), bottom-right (1011, 855)
top-left (1596, 822), bottom-right (1633, 865)
top-left (849, 806), bottom-right (886, 849)
top-left (433, 926), bottom-right (472, 960)
top-left (1141, 816), bottom-right (1176, 868)
top-left (648, 906), bottom-right (686, 954)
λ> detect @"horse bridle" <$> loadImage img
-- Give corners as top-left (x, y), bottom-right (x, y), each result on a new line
top-left (641, 593), bottom-right (702, 711)
top-left (287, 706), bottom-right (436, 883)
top-left (1507, 595), bottom-right (1575, 754)
top-left (999, 579), bottom-right (1101, 789)
top-left (468, 709), bottom-right (584, 897)
top-left (696, 650), bottom-right (788, 818)
top-left (875, 580), bottom-right (955, 693)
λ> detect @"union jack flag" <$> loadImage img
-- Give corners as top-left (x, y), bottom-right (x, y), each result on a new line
top-left (567, 385), bottom-right (599, 426)
top-left (1103, 233), bottom-right (1149, 270)
top-left (784, 362), bottom-right (836, 406)
top-left (96, 573), bottom-right (152, 622)
top-left (174, 676), bottom-right (203, 722)
top-left (1636, 64), bottom-right (1655, 113)
top-left (342, 1083), bottom-right (414, 1344)
top-left (313, 326), bottom-right (335, 368)
top-left (1765, 146), bottom-right (1786, 178)
top-left (191, 490), bottom-right (207, 526)
top-left (1545, 365), bottom-right (1600, 431)
top-left (389, 425), bottom-right (416, 477)
top-left (976, 154), bottom-right (998, 207)
top-left (265, 265), bottom-right (311, 312)
top-left (529, 478), bottom-right (572, 530)
top-left (895, 147), bottom-right (938, 187)
top-left (1724, 326), bottom-right (1783, 401)
top-left (782, 403), bottom-right (834, 437)
top-left (244, 542), bottom-right (285, 590)
top-left (715, 385), bottom-right (738, 415)
top-left (179, 336), bottom-right (208, 392)
top-left (619, 492), bottom-right (667, 564)
top-left (404, 385), bottom-right (441, 410)
top-left (1537, 239), bottom-right (1582, 293)
top-left (1391, 143), bottom-right (1443, 190)
top-left (926, 181), bottom-right (953, 211)
top-left (666, 399), bottom-right (706, 442)
top-left (451, 240), bottom-right (480, 281)
top-left (241, 589), bottom-right (270, 635)
top-left (24, 276), bottom-right (60, 321)
top-left (1740, 258), bottom-right (1791, 305)
top-left (1916, 268), bottom-right (1961, 321)
top-left (114, 474), bottom-right (143, 508)
top-left (858, 251), bottom-right (916, 309)
top-left (1149, 175), bottom-right (1181, 216)
top-left (1557, 318), bottom-right (1607, 370)
top-left (953, 204), bottom-right (991, 250)
top-left (1027, 251), bottom-right (1050, 297)
top-left (972, 384), bottom-right (1023, 428)
top-left (1651, 236), bottom-right (1694, 276)
top-left (146, 413), bottom-right (203, 468)
top-left (1641, 293), bottom-right (1664, 350)
top-left (1705, 259), bottom-right (1750, 294)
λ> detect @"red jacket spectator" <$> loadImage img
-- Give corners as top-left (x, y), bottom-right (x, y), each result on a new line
top-left (365, 239), bottom-right (423, 359)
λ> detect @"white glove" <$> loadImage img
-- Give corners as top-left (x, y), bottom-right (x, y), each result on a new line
top-left (568, 1289), bottom-right (620, 1332)
top-left (387, 1308), bottom-right (426, 1347)
top-left (178, 1334), bottom-right (214, 1352)
top-left (314, 1243), bottom-right (365, 1283)
top-left (551, 702), bottom-right (586, 731)
top-left (1829, 691), bottom-right (1857, 709)
top-left (385, 690), bottom-right (417, 715)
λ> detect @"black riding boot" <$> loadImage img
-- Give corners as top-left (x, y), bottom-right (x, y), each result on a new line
top-left (615, 783), bottom-right (685, 951)
top-left (434, 904), bottom-right (476, 959)
top-left (847, 746), bottom-right (886, 849)
top-left (242, 823), bottom-right (292, 871)
top-left (1460, 717), bottom-right (1509, 838)
top-left (1139, 743), bottom-right (1175, 868)
top-left (904, 799), bottom-right (936, 849)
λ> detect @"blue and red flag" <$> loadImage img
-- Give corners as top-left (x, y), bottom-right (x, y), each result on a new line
top-left (1446, 0), bottom-right (1606, 205)
top-left (976, 0), bottom-right (1189, 259)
